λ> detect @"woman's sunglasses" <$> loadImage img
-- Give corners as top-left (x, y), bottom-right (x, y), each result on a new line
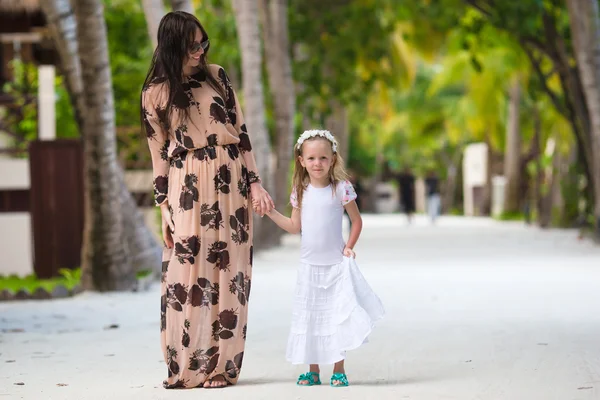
top-left (190, 39), bottom-right (210, 54)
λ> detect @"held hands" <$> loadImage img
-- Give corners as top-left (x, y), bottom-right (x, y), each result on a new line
top-left (160, 203), bottom-right (175, 249)
top-left (251, 198), bottom-right (263, 215)
top-left (343, 246), bottom-right (356, 258)
top-left (250, 182), bottom-right (274, 216)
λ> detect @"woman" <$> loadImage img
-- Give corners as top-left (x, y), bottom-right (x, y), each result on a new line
top-left (141, 11), bottom-right (274, 389)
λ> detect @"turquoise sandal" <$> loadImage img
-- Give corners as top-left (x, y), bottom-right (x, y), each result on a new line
top-left (297, 372), bottom-right (321, 386)
top-left (330, 372), bottom-right (349, 387)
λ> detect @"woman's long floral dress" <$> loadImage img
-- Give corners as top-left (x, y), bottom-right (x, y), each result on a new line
top-left (142, 64), bottom-right (260, 388)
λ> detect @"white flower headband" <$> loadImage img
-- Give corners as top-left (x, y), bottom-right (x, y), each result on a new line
top-left (295, 129), bottom-right (338, 153)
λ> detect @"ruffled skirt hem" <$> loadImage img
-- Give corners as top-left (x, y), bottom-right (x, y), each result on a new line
top-left (285, 257), bottom-right (384, 365)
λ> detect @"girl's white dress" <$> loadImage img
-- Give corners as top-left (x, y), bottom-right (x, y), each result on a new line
top-left (286, 180), bottom-right (385, 365)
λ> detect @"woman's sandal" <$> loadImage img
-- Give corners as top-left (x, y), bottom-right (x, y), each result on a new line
top-left (296, 372), bottom-right (322, 386)
top-left (330, 372), bottom-right (349, 387)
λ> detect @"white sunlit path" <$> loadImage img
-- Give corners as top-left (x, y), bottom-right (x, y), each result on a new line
top-left (1, 214), bottom-right (599, 399)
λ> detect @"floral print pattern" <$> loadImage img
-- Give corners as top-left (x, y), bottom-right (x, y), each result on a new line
top-left (142, 65), bottom-right (258, 388)
top-left (341, 180), bottom-right (357, 205)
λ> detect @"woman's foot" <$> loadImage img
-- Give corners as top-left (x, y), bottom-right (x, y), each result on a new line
top-left (204, 374), bottom-right (228, 388)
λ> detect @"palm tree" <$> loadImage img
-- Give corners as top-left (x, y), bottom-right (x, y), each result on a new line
top-left (43, 0), bottom-right (162, 291)
top-left (232, 0), bottom-right (276, 247)
top-left (141, 0), bottom-right (165, 48)
top-left (503, 77), bottom-right (522, 214)
top-left (567, 0), bottom-right (600, 234)
top-left (75, 0), bottom-right (135, 290)
top-left (259, 0), bottom-right (295, 211)
top-left (142, 0), bottom-right (195, 47)
top-left (170, 0), bottom-right (194, 13)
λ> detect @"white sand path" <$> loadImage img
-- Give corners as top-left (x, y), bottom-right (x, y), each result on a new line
top-left (1, 214), bottom-right (599, 400)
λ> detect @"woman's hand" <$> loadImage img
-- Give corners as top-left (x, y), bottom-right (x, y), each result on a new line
top-left (160, 203), bottom-right (175, 248)
top-left (250, 183), bottom-right (275, 216)
top-left (343, 246), bottom-right (356, 258)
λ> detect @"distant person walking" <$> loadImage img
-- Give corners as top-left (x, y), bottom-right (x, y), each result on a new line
top-left (396, 167), bottom-right (416, 224)
top-left (425, 171), bottom-right (441, 224)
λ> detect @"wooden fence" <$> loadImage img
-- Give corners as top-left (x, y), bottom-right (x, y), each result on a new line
top-left (0, 139), bottom-right (153, 278)
top-left (29, 140), bottom-right (84, 278)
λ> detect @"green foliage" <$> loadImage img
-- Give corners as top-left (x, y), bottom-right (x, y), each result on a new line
top-left (561, 163), bottom-right (588, 226)
top-left (21, 0), bottom-right (582, 229)
top-left (2, 61), bottom-right (38, 148)
top-left (105, 0), bottom-right (152, 129)
top-left (0, 268), bottom-right (82, 294)
top-left (496, 211), bottom-right (525, 221)
top-left (1, 60), bottom-right (79, 156)
top-left (55, 81), bottom-right (79, 139)
top-left (289, 0), bottom-right (400, 116)
top-left (136, 269), bottom-right (153, 279)
top-left (347, 119), bottom-right (377, 177)
top-left (194, 0), bottom-right (241, 70)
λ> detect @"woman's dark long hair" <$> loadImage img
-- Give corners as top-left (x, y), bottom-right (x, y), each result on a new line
top-left (140, 11), bottom-right (227, 135)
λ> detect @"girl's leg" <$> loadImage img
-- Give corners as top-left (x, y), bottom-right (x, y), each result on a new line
top-left (298, 364), bottom-right (320, 385)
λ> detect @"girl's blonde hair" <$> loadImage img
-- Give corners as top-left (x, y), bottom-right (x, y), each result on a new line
top-left (291, 130), bottom-right (349, 208)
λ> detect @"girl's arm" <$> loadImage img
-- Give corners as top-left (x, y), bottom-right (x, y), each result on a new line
top-left (264, 207), bottom-right (301, 235)
top-left (344, 200), bottom-right (362, 251)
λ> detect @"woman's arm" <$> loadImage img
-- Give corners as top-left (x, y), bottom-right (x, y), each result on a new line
top-left (212, 65), bottom-right (274, 214)
top-left (142, 84), bottom-right (175, 247)
top-left (142, 84), bottom-right (170, 207)
top-left (264, 207), bottom-right (301, 235)
top-left (212, 65), bottom-right (261, 183)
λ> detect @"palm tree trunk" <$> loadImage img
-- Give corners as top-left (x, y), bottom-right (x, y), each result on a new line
top-left (259, 0), bottom-right (295, 211)
top-left (567, 0), bottom-right (600, 235)
top-left (538, 138), bottom-right (557, 228)
top-left (141, 0), bottom-right (165, 48)
top-left (503, 77), bottom-right (521, 213)
top-left (325, 99), bottom-right (349, 161)
top-left (43, 0), bottom-right (162, 288)
top-left (442, 150), bottom-right (461, 213)
top-left (76, 0), bottom-right (135, 291)
top-left (232, 0), bottom-right (277, 248)
top-left (170, 0), bottom-right (194, 13)
top-left (116, 169), bottom-right (162, 274)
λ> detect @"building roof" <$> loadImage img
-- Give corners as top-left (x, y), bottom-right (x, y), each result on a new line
top-left (0, 0), bottom-right (40, 14)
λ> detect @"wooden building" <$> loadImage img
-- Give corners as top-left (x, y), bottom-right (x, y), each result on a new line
top-left (0, 0), bottom-right (57, 105)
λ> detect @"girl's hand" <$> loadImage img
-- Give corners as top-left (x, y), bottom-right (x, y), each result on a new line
top-left (251, 198), bottom-right (263, 216)
top-left (343, 246), bottom-right (356, 258)
top-left (160, 203), bottom-right (175, 248)
top-left (250, 183), bottom-right (275, 216)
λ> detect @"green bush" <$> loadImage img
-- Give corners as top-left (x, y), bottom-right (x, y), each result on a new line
top-left (0, 268), bottom-right (82, 294)
top-left (496, 211), bottom-right (524, 221)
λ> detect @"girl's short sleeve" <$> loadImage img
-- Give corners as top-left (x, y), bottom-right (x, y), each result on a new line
top-left (290, 187), bottom-right (299, 208)
top-left (340, 180), bottom-right (357, 205)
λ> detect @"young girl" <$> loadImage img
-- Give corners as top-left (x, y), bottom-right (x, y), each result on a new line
top-left (254, 129), bottom-right (384, 387)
